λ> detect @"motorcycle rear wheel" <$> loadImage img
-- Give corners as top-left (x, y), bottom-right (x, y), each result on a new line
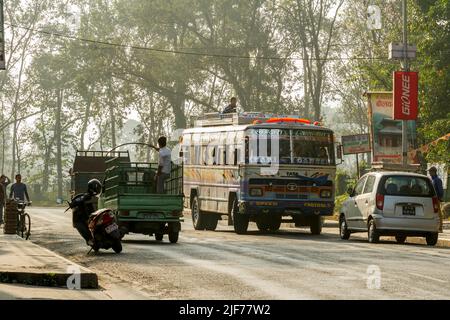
top-left (112, 240), bottom-right (122, 253)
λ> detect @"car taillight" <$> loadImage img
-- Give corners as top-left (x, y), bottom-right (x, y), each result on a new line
top-left (376, 193), bottom-right (384, 210)
top-left (432, 197), bottom-right (440, 213)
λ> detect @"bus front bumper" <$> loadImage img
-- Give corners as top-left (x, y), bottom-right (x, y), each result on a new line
top-left (239, 200), bottom-right (334, 216)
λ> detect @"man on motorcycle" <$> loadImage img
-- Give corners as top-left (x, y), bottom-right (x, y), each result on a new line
top-left (72, 179), bottom-right (102, 246)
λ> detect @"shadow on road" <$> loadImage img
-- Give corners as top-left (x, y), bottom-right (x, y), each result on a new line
top-left (122, 239), bottom-right (174, 246)
top-left (209, 228), bottom-right (450, 249)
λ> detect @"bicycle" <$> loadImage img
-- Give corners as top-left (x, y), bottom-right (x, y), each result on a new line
top-left (15, 199), bottom-right (31, 240)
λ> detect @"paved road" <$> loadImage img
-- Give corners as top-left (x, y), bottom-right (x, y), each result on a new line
top-left (28, 207), bottom-right (450, 299)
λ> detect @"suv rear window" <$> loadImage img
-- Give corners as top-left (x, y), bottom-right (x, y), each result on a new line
top-left (379, 175), bottom-right (435, 197)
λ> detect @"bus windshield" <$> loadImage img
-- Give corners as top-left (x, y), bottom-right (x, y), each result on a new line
top-left (246, 128), bottom-right (335, 166)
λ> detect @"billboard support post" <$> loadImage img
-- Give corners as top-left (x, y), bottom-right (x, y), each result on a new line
top-left (401, 0), bottom-right (409, 166)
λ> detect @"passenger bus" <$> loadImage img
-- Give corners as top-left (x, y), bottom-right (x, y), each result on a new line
top-left (180, 112), bottom-right (341, 235)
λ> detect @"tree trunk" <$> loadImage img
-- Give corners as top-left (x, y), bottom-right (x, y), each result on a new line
top-left (109, 104), bottom-right (116, 148)
top-left (172, 81), bottom-right (187, 129)
top-left (56, 89), bottom-right (63, 201)
top-left (42, 145), bottom-right (51, 193)
top-left (80, 87), bottom-right (93, 150)
top-left (1, 129), bottom-right (5, 174)
top-left (146, 93), bottom-right (155, 162)
top-left (10, 116), bottom-right (17, 178)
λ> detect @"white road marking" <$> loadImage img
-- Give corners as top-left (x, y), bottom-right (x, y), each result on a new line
top-left (409, 272), bottom-right (447, 284)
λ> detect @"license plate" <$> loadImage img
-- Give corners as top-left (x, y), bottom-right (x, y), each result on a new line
top-left (402, 205), bottom-right (416, 216)
top-left (105, 223), bottom-right (119, 234)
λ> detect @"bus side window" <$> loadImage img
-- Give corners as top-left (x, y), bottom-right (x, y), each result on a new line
top-left (226, 144), bottom-right (233, 165)
top-left (194, 145), bottom-right (201, 165)
top-left (212, 146), bottom-right (218, 165)
top-left (182, 145), bottom-right (190, 165)
top-left (189, 145), bottom-right (197, 164)
top-left (245, 136), bottom-right (249, 164)
top-left (203, 145), bottom-right (208, 165)
top-left (223, 147), bottom-right (227, 165)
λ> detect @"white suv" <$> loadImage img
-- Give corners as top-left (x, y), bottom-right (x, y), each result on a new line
top-left (339, 172), bottom-right (440, 245)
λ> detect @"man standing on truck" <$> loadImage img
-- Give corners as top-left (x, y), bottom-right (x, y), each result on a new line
top-left (156, 136), bottom-right (171, 194)
top-left (222, 97), bottom-right (238, 114)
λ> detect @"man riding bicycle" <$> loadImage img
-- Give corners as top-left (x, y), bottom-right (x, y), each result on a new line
top-left (9, 174), bottom-right (31, 204)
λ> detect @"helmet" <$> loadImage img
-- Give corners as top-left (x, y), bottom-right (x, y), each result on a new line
top-left (87, 179), bottom-right (102, 196)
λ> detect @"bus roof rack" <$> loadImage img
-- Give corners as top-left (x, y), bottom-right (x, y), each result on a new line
top-left (193, 112), bottom-right (310, 127)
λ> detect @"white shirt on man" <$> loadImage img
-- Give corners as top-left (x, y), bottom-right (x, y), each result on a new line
top-left (159, 146), bottom-right (172, 174)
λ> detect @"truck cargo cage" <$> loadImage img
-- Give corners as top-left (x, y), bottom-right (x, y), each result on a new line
top-left (70, 150), bottom-right (131, 196)
top-left (103, 161), bottom-right (183, 198)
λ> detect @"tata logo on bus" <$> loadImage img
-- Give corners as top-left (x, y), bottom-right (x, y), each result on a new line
top-left (286, 183), bottom-right (297, 191)
top-left (393, 71), bottom-right (418, 120)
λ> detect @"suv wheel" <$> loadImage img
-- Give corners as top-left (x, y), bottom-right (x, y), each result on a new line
top-left (426, 233), bottom-right (438, 246)
top-left (368, 219), bottom-right (380, 243)
top-left (395, 235), bottom-right (406, 244)
top-left (339, 215), bottom-right (351, 240)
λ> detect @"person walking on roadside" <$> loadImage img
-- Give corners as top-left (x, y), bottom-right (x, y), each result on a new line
top-left (429, 166), bottom-right (444, 232)
top-left (0, 175), bottom-right (11, 225)
top-left (155, 136), bottom-right (172, 194)
top-left (9, 174), bottom-right (31, 203)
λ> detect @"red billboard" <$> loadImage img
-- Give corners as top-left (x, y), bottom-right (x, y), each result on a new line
top-left (393, 71), bottom-right (418, 120)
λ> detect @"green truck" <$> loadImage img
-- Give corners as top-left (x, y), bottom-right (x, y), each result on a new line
top-left (71, 151), bottom-right (184, 243)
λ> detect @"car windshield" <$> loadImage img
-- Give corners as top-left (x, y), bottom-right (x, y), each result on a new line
top-left (380, 176), bottom-right (435, 197)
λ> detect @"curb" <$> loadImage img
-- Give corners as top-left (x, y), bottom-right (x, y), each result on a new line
top-left (0, 271), bottom-right (98, 289)
top-left (0, 236), bottom-right (98, 289)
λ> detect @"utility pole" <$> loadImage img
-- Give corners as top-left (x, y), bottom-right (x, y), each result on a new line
top-left (401, 0), bottom-right (409, 166)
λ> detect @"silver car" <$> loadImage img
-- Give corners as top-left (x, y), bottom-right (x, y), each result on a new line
top-left (339, 172), bottom-right (440, 245)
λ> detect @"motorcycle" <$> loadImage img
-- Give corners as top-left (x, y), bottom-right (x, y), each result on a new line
top-left (66, 192), bottom-right (123, 254)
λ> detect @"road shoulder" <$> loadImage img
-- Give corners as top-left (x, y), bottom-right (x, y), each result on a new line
top-left (0, 232), bottom-right (98, 289)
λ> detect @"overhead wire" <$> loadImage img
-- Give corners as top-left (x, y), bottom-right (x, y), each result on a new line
top-left (5, 22), bottom-right (392, 62)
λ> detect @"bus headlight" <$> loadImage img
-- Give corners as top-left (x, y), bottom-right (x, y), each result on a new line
top-left (249, 188), bottom-right (264, 197)
top-left (320, 190), bottom-right (332, 198)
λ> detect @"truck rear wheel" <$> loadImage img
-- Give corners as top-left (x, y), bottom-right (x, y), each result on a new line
top-left (191, 196), bottom-right (206, 230)
top-left (205, 215), bottom-right (218, 231)
top-left (169, 232), bottom-right (179, 243)
top-left (155, 233), bottom-right (163, 241)
top-left (232, 199), bottom-right (248, 234)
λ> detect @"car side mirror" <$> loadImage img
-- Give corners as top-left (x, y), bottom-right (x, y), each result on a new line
top-left (347, 187), bottom-right (354, 196)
